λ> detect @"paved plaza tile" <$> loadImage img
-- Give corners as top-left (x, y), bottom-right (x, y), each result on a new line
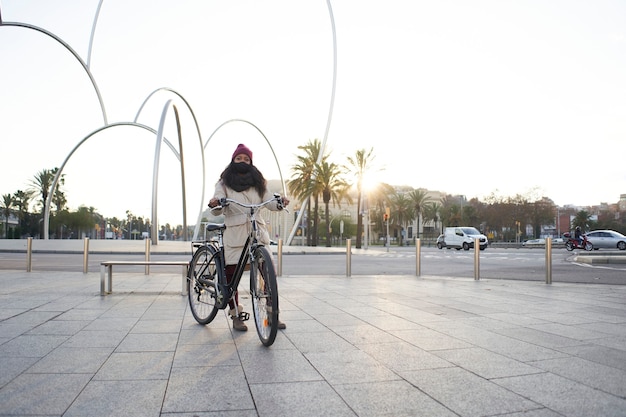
top-left (1, 270), bottom-right (625, 416)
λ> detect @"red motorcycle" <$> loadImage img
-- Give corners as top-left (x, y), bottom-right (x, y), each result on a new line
top-left (563, 232), bottom-right (593, 251)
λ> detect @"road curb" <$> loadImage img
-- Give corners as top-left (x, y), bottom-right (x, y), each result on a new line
top-left (574, 255), bottom-right (626, 264)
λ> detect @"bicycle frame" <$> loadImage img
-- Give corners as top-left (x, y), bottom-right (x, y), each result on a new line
top-left (205, 195), bottom-right (279, 310)
top-left (210, 231), bottom-right (252, 311)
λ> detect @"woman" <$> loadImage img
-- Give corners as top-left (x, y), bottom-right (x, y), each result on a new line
top-left (208, 143), bottom-right (289, 331)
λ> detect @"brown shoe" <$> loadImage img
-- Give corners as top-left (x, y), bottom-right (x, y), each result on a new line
top-left (230, 305), bottom-right (248, 332)
top-left (232, 316), bottom-right (248, 331)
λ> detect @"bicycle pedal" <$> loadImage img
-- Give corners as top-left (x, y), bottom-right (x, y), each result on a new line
top-left (239, 312), bottom-right (250, 321)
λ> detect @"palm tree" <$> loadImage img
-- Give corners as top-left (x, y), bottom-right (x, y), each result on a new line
top-left (126, 210), bottom-right (134, 240)
top-left (315, 160), bottom-right (351, 247)
top-left (390, 192), bottom-right (412, 246)
top-left (408, 189), bottom-right (429, 241)
top-left (13, 189), bottom-right (33, 236)
top-left (572, 210), bottom-right (594, 233)
top-left (440, 194), bottom-right (464, 228)
top-left (1, 194), bottom-right (14, 238)
top-left (424, 201), bottom-right (442, 236)
top-left (345, 147), bottom-right (376, 249)
top-left (288, 139), bottom-right (323, 246)
top-left (52, 183), bottom-right (68, 238)
top-left (52, 184), bottom-right (67, 214)
top-left (29, 168), bottom-right (65, 238)
top-left (29, 168), bottom-right (55, 213)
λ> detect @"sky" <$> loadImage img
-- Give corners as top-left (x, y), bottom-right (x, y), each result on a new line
top-left (1, 0), bottom-right (625, 227)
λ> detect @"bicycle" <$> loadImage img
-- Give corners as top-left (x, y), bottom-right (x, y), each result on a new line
top-left (187, 193), bottom-right (285, 346)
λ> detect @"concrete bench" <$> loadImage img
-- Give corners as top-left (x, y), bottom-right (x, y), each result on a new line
top-left (100, 260), bottom-right (190, 296)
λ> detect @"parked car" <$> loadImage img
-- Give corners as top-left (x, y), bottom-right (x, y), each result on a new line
top-left (584, 230), bottom-right (626, 250)
top-left (436, 234), bottom-right (446, 249)
top-left (522, 238), bottom-right (545, 246)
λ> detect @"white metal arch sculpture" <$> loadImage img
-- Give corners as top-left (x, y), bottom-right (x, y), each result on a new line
top-left (0, 21), bottom-right (108, 125)
top-left (1, 20), bottom-right (206, 244)
top-left (42, 86), bottom-right (206, 243)
top-left (152, 101), bottom-right (188, 245)
top-left (5, 0), bottom-right (339, 246)
top-left (44, 123), bottom-right (155, 239)
top-left (286, 0), bottom-right (337, 244)
top-left (135, 88), bottom-right (206, 243)
top-left (43, 118), bottom-right (202, 244)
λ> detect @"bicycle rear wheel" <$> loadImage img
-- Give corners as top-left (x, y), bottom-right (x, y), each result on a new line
top-left (188, 245), bottom-right (221, 324)
top-left (250, 246), bottom-right (279, 346)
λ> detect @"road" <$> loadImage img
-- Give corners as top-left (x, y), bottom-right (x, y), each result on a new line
top-left (1, 246), bottom-right (624, 285)
top-left (280, 246), bottom-right (626, 284)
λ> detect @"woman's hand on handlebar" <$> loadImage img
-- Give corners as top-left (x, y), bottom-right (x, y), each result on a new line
top-left (208, 198), bottom-right (229, 208)
top-left (273, 193), bottom-right (289, 210)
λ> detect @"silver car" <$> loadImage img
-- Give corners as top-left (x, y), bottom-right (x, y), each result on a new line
top-left (585, 230), bottom-right (626, 250)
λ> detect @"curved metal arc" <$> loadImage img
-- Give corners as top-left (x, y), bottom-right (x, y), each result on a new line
top-left (87, 0), bottom-right (105, 69)
top-left (287, 0), bottom-right (337, 245)
top-left (0, 21), bottom-right (108, 125)
top-left (152, 101), bottom-right (170, 245)
top-left (151, 100), bottom-right (189, 245)
top-left (203, 118), bottom-right (287, 196)
top-left (174, 105), bottom-right (188, 242)
top-left (162, 138), bottom-right (181, 160)
top-left (44, 122), bottom-right (158, 239)
top-left (200, 118), bottom-right (287, 243)
top-left (135, 87), bottom-right (206, 240)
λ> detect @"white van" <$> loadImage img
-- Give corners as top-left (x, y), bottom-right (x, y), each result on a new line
top-left (443, 227), bottom-right (488, 250)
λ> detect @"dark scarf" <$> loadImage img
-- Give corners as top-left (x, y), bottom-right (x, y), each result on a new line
top-left (221, 162), bottom-right (267, 196)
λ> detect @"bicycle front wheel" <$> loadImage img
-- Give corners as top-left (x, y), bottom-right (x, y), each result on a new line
top-left (250, 246), bottom-right (279, 346)
top-left (188, 245), bottom-right (221, 324)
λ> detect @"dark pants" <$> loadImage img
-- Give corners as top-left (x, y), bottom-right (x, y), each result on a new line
top-left (225, 264), bottom-right (238, 310)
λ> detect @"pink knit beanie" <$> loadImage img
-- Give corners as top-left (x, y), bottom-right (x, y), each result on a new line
top-left (231, 143), bottom-right (253, 162)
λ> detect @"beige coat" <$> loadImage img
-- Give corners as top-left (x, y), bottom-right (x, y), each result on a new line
top-left (212, 180), bottom-right (282, 265)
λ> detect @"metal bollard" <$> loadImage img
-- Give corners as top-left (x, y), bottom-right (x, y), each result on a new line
top-left (545, 237), bottom-right (552, 284)
top-left (415, 238), bottom-right (421, 276)
top-left (346, 238), bottom-right (351, 277)
top-left (145, 237), bottom-right (150, 274)
top-left (474, 237), bottom-right (480, 280)
top-left (83, 237), bottom-right (89, 273)
top-left (26, 237), bottom-right (32, 272)
top-left (277, 239), bottom-right (283, 277)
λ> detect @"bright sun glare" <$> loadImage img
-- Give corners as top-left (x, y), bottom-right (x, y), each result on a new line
top-left (360, 173), bottom-right (379, 195)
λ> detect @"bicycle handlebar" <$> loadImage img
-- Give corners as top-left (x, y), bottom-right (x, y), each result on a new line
top-left (216, 193), bottom-right (288, 212)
